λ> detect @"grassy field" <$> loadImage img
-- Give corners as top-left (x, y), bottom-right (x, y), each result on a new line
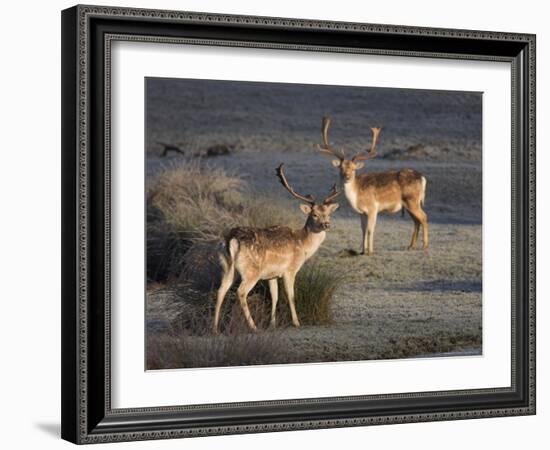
top-left (145, 79), bottom-right (482, 369)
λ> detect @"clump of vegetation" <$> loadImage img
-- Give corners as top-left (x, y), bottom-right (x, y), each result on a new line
top-left (168, 261), bottom-right (344, 336)
top-left (147, 263), bottom-right (346, 369)
top-left (147, 219), bottom-right (190, 283)
top-left (292, 263), bottom-right (345, 325)
top-left (146, 162), bottom-right (299, 282)
top-left (147, 329), bottom-right (295, 369)
top-left (146, 262), bottom-right (345, 368)
top-left (148, 163), bottom-right (245, 243)
top-left (170, 287), bottom-right (272, 336)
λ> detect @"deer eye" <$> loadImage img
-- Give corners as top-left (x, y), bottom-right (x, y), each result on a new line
top-left (312, 214), bottom-right (319, 219)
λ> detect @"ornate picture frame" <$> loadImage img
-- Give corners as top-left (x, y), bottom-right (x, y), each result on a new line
top-left (61, 4), bottom-right (536, 444)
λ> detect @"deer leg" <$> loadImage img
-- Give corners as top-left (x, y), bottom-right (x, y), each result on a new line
top-left (268, 278), bottom-right (279, 328)
top-left (360, 214), bottom-right (368, 255)
top-left (407, 212), bottom-right (420, 250)
top-left (366, 210), bottom-right (378, 255)
top-left (283, 273), bottom-right (300, 327)
top-left (407, 206), bottom-right (428, 250)
top-left (213, 260), bottom-right (235, 334)
top-left (237, 278), bottom-right (259, 331)
top-left (418, 208), bottom-right (429, 249)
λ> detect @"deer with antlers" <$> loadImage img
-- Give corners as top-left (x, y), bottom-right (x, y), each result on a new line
top-left (213, 163), bottom-right (341, 333)
top-left (318, 116), bottom-right (428, 255)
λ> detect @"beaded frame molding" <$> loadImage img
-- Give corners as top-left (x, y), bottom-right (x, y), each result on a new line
top-left (61, 4), bottom-right (536, 444)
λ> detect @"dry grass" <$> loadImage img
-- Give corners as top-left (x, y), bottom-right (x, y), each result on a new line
top-left (146, 263), bottom-right (345, 369)
top-left (147, 330), bottom-right (295, 369)
top-left (291, 263), bottom-right (344, 325)
top-left (147, 287), bottom-right (297, 369)
top-left (170, 260), bottom-right (344, 334)
top-left (146, 162), bottom-right (299, 282)
top-left (148, 162), bottom-right (245, 242)
top-left (149, 162), bottom-right (299, 240)
top-left (170, 287), bottom-right (272, 336)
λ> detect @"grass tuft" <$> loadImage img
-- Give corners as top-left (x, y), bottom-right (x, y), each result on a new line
top-left (147, 331), bottom-right (295, 369)
top-left (146, 162), bottom-right (299, 282)
top-left (168, 261), bottom-right (345, 337)
top-left (292, 263), bottom-right (345, 325)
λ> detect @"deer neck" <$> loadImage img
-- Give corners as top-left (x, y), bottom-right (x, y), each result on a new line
top-left (299, 226), bottom-right (326, 260)
top-left (343, 176), bottom-right (362, 213)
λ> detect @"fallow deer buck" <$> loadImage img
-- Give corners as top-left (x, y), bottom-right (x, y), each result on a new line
top-left (318, 116), bottom-right (428, 255)
top-left (213, 163), bottom-right (340, 333)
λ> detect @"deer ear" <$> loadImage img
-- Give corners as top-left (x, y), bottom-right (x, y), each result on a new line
top-left (331, 159), bottom-right (342, 167)
top-left (326, 203), bottom-right (339, 214)
top-left (354, 162), bottom-right (365, 169)
top-left (299, 204), bottom-right (312, 215)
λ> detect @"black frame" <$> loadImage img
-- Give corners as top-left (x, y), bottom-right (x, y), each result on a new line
top-left (61, 4), bottom-right (536, 444)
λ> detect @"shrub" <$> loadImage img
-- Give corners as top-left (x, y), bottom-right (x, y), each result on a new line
top-left (148, 162), bottom-right (245, 242)
top-left (146, 162), bottom-right (299, 282)
top-left (171, 287), bottom-right (273, 336)
top-left (146, 219), bottom-right (190, 282)
top-left (292, 262), bottom-right (345, 325)
top-left (263, 262), bottom-right (345, 326)
top-left (146, 261), bottom-right (344, 369)
top-left (148, 294), bottom-right (293, 369)
top-left (148, 162), bottom-right (299, 241)
top-left (170, 261), bottom-right (344, 336)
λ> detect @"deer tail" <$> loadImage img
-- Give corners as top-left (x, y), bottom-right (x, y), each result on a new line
top-left (219, 237), bottom-right (239, 274)
top-left (420, 176), bottom-right (427, 207)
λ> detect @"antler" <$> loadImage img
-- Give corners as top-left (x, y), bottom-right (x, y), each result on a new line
top-left (276, 163), bottom-right (315, 205)
top-left (317, 116), bottom-right (345, 160)
top-left (323, 183), bottom-right (341, 205)
top-left (352, 127), bottom-right (381, 162)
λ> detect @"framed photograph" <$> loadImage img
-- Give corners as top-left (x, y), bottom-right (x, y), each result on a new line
top-left (61, 4), bottom-right (536, 444)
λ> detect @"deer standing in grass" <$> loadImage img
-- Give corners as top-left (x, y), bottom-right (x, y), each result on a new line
top-left (213, 164), bottom-right (340, 333)
top-left (318, 116), bottom-right (428, 255)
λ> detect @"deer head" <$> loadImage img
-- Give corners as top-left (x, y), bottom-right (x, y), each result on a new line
top-left (276, 163), bottom-right (340, 232)
top-left (317, 116), bottom-right (381, 183)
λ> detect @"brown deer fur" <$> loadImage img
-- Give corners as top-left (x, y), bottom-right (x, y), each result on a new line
top-left (213, 165), bottom-right (340, 333)
top-left (319, 116), bottom-right (428, 255)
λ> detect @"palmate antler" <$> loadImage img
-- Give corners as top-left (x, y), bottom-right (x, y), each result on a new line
top-left (351, 127), bottom-right (382, 162)
top-left (276, 163), bottom-right (315, 205)
top-left (317, 116), bottom-right (345, 161)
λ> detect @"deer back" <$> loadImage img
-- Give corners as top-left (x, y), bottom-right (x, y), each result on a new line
top-left (353, 169), bottom-right (425, 211)
top-left (225, 226), bottom-right (321, 279)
